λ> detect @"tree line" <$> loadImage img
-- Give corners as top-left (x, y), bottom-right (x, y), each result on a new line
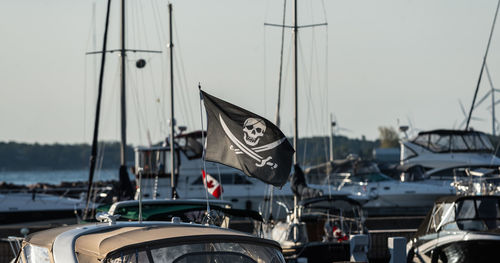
top-left (0, 126), bottom-right (417, 171)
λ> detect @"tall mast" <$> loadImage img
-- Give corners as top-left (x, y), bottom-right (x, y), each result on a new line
top-left (84, 0), bottom-right (113, 220)
top-left (168, 3), bottom-right (177, 199)
top-left (465, 0), bottom-right (500, 130)
top-left (292, 0), bottom-right (299, 227)
top-left (119, 0), bottom-right (127, 175)
top-left (293, 0), bottom-right (298, 166)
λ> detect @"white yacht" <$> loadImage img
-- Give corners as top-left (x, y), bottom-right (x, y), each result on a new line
top-left (133, 131), bottom-right (294, 211)
top-left (305, 156), bottom-right (455, 216)
top-left (400, 129), bottom-right (500, 180)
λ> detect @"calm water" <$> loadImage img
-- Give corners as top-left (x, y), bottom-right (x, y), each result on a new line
top-left (0, 169), bottom-right (134, 186)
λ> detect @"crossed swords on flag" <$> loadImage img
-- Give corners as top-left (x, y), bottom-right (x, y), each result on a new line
top-left (219, 114), bottom-right (285, 169)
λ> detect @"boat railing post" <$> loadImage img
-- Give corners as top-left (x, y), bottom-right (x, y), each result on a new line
top-left (350, 234), bottom-right (369, 262)
top-left (388, 236), bottom-right (407, 263)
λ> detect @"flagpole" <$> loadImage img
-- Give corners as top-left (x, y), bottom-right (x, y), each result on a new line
top-left (198, 84), bottom-right (211, 217)
top-left (168, 3), bottom-right (177, 199)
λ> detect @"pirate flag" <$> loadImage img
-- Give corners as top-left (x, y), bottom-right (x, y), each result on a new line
top-left (201, 90), bottom-right (295, 187)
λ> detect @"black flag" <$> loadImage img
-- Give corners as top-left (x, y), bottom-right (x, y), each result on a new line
top-left (201, 90), bottom-right (295, 187)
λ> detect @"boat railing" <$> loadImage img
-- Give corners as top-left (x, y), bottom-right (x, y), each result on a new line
top-left (1, 236), bottom-right (24, 260)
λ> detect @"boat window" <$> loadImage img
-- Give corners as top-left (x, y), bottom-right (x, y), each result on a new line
top-left (106, 242), bottom-right (285, 263)
top-left (106, 250), bottom-right (149, 263)
top-left (457, 199), bottom-right (476, 219)
top-left (476, 199), bottom-right (500, 218)
top-left (479, 133), bottom-right (494, 150)
top-left (436, 203), bottom-right (455, 230)
top-left (350, 172), bottom-right (393, 183)
top-left (428, 134), bottom-right (450, 152)
top-left (173, 252), bottom-right (256, 263)
top-left (413, 132), bottom-right (494, 152)
top-left (413, 134), bottom-right (430, 148)
top-left (177, 135), bottom-right (204, 160)
top-left (23, 245), bottom-right (50, 263)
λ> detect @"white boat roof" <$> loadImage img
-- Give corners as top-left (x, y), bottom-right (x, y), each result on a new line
top-left (22, 221), bottom-right (280, 262)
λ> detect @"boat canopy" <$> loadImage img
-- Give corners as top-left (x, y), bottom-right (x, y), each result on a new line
top-left (21, 223), bottom-right (282, 263)
top-left (411, 129), bottom-right (494, 153)
top-left (415, 195), bottom-right (500, 238)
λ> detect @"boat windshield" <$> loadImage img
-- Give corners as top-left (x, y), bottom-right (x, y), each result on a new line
top-left (455, 198), bottom-right (500, 231)
top-left (104, 242), bottom-right (285, 263)
top-left (434, 198), bottom-right (500, 232)
top-left (412, 132), bottom-right (494, 153)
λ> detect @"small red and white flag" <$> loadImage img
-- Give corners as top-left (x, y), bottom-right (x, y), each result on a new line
top-left (202, 170), bottom-right (222, 198)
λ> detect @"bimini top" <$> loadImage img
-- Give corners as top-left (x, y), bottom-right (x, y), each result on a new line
top-left (415, 195), bottom-right (500, 238)
top-left (18, 222), bottom-right (283, 263)
top-left (410, 129), bottom-right (494, 153)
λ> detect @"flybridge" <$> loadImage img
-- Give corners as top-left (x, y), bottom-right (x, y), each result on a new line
top-left (411, 129), bottom-right (494, 153)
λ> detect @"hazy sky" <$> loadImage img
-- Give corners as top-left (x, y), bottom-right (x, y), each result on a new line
top-left (2, 0), bottom-right (500, 145)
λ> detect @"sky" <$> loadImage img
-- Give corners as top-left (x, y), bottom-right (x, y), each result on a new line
top-left (2, 0), bottom-right (500, 145)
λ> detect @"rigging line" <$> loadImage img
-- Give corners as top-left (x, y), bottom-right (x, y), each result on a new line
top-left (173, 19), bottom-right (196, 129)
top-left (320, 0), bottom-right (328, 24)
top-left (127, 67), bottom-right (146, 145)
top-left (466, 0), bottom-right (500, 130)
top-left (275, 0), bottom-right (288, 127)
top-left (309, 35), bottom-right (326, 140)
top-left (299, 35), bottom-right (315, 164)
top-left (173, 55), bottom-right (192, 130)
top-left (149, 0), bottom-right (167, 52)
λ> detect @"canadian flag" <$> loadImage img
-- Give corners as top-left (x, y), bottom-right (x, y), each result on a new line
top-left (202, 170), bottom-right (222, 198)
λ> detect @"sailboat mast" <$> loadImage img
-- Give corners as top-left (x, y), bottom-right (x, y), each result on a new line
top-left (293, 0), bottom-right (298, 165)
top-left (168, 3), bottom-right (177, 199)
top-left (84, 0), bottom-right (113, 220)
top-left (120, 0), bottom-right (127, 171)
top-left (292, 0), bottom-right (299, 227)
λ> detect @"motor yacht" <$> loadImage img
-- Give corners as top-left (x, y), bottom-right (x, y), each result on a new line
top-left (305, 156), bottom-right (455, 216)
top-left (400, 129), bottom-right (500, 181)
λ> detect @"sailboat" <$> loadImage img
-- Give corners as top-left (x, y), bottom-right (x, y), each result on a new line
top-left (259, 1), bottom-right (370, 262)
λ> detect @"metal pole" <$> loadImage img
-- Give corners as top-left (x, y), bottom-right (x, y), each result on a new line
top-left (84, 0), bottom-right (113, 220)
top-left (329, 114), bottom-right (334, 162)
top-left (292, 0), bottom-right (299, 229)
top-left (169, 3), bottom-right (177, 199)
top-left (293, 0), bottom-right (298, 166)
top-left (120, 0), bottom-right (127, 170)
